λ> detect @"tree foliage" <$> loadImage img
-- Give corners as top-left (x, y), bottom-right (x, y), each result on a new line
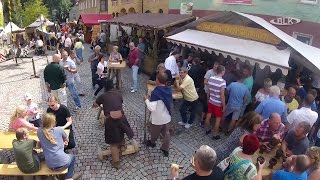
top-left (21, 0), bottom-right (49, 27)
top-left (43, 0), bottom-right (72, 21)
top-left (3, 0), bottom-right (23, 27)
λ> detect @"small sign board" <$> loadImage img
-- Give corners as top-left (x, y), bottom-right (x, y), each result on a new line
top-left (180, 2), bottom-right (193, 15)
top-left (270, 17), bottom-right (301, 26)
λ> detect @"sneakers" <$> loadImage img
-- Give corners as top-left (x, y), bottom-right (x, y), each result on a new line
top-left (111, 161), bottom-right (120, 169)
top-left (205, 129), bottom-right (212, 135)
top-left (130, 89), bottom-right (136, 93)
top-left (178, 121), bottom-right (185, 126)
top-left (146, 140), bottom-right (156, 148)
top-left (78, 93), bottom-right (85, 96)
top-left (184, 123), bottom-right (192, 129)
top-left (74, 106), bottom-right (80, 112)
top-left (160, 149), bottom-right (169, 157)
top-left (212, 135), bottom-right (221, 140)
top-left (130, 87), bottom-right (134, 90)
top-left (71, 172), bottom-right (83, 180)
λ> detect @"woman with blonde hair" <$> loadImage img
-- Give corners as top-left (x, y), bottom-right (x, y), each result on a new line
top-left (9, 105), bottom-right (38, 131)
top-left (37, 113), bottom-right (82, 180)
top-left (307, 146), bottom-right (320, 180)
top-left (254, 78), bottom-right (272, 107)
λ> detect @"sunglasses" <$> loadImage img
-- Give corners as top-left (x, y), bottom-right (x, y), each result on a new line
top-left (48, 104), bottom-right (55, 107)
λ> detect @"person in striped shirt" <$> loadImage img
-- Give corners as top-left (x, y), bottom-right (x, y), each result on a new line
top-left (205, 65), bottom-right (226, 140)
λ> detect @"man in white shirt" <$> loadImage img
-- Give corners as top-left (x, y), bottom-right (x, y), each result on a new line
top-left (164, 51), bottom-right (180, 80)
top-left (60, 50), bottom-right (82, 111)
top-left (287, 94), bottom-right (318, 129)
top-left (145, 73), bottom-right (172, 157)
top-left (36, 37), bottom-right (44, 48)
top-left (64, 34), bottom-right (73, 53)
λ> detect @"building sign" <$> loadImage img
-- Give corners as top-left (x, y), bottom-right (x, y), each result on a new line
top-left (180, 2), bottom-right (193, 14)
top-left (196, 22), bottom-right (281, 45)
top-left (223, 0), bottom-right (252, 5)
top-left (270, 17), bottom-right (301, 26)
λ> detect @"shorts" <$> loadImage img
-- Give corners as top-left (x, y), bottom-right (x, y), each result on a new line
top-left (208, 103), bottom-right (223, 118)
top-left (224, 106), bottom-right (241, 120)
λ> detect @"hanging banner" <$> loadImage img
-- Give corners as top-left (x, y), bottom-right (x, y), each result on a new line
top-left (223, 0), bottom-right (252, 5)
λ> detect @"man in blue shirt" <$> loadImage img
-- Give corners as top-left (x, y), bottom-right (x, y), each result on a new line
top-left (255, 85), bottom-right (287, 123)
top-left (225, 74), bottom-right (250, 134)
top-left (273, 155), bottom-right (309, 180)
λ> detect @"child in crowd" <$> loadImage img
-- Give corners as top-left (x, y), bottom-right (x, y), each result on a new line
top-left (12, 127), bottom-right (40, 173)
top-left (9, 105), bottom-right (38, 131)
top-left (24, 93), bottom-right (41, 127)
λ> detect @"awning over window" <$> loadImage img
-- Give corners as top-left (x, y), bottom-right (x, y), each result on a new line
top-left (166, 29), bottom-right (291, 74)
top-left (78, 14), bottom-right (113, 26)
top-left (235, 12), bottom-right (320, 75)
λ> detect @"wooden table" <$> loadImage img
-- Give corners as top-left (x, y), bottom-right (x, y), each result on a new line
top-left (252, 146), bottom-right (283, 180)
top-left (147, 84), bottom-right (183, 100)
top-left (107, 61), bottom-right (126, 89)
top-left (0, 130), bottom-right (70, 149)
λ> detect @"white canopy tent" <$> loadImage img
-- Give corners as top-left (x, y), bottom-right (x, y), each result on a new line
top-left (27, 15), bottom-right (54, 28)
top-left (167, 29), bottom-right (291, 75)
top-left (235, 12), bottom-right (320, 75)
top-left (4, 22), bottom-right (24, 33)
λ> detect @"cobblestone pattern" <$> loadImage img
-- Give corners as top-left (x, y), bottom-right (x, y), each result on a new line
top-left (0, 45), bottom-right (229, 179)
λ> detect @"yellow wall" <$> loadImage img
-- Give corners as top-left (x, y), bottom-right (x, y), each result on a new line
top-left (78, 0), bottom-right (102, 14)
top-left (78, 0), bottom-right (169, 15)
top-left (108, 0), bottom-right (141, 15)
top-left (143, 0), bottom-right (169, 13)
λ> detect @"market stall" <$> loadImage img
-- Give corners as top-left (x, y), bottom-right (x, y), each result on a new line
top-left (3, 22), bottom-right (25, 45)
top-left (77, 14), bottom-right (113, 43)
top-left (102, 13), bottom-right (196, 74)
top-left (166, 11), bottom-right (320, 89)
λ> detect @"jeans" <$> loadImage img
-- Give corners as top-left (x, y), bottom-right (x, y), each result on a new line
top-left (132, 65), bottom-right (139, 91)
top-left (74, 73), bottom-right (83, 94)
top-left (75, 48), bottom-right (83, 62)
top-left (51, 87), bottom-right (67, 107)
top-left (91, 68), bottom-right (98, 87)
top-left (179, 99), bottom-right (198, 124)
top-left (67, 82), bottom-right (81, 108)
top-left (53, 154), bottom-right (76, 179)
top-left (94, 78), bottom-right (106, 96)
top-left (66, 128), bottom-right (76, 150)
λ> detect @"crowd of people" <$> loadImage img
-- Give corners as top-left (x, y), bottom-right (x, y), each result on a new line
top-left (4, 24), bottom-right (320, 180)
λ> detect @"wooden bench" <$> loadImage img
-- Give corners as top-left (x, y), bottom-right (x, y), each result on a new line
top-left (0, 130), bottom-right (70, 149)
top-left (0, 163), bottom-right (67, 180)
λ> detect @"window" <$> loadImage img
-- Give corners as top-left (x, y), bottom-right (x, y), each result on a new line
top-left (100, 0), bottom-right (107, 12)
top-left (301, 0), bottom-right (318, 4)
top-left (112, 0), bottom-right (118, 6)
top-left (293, 32), bottom-right (313, 45)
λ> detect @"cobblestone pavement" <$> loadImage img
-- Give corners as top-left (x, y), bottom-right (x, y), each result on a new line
top-left (0, 45), bottom-right (229, 179)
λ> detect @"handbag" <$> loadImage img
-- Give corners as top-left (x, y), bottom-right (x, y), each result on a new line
top-left (217, 157), bottom-right (230, 171)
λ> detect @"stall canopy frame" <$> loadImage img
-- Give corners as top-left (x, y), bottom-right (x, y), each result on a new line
top-left (101, 13), bottom-right (196, 30)
top-left (166, 29), bottom-right (291, 75)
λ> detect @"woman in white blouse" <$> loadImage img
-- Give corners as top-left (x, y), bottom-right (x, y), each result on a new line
top-left (94, 55), bottom-right (108, 97)
top-left (254, 78), bottom-right (272, 107)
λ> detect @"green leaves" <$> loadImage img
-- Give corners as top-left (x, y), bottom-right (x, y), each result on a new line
top-left (21, 0), bottom-right (49, 27)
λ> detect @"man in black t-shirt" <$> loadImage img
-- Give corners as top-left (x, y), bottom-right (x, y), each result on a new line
top-left (47, 96), bottom-right (75, 149)
top-left (183, 145), bottom-right (217, 180)
top-left (148, 63), bottom-right (172, 86)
